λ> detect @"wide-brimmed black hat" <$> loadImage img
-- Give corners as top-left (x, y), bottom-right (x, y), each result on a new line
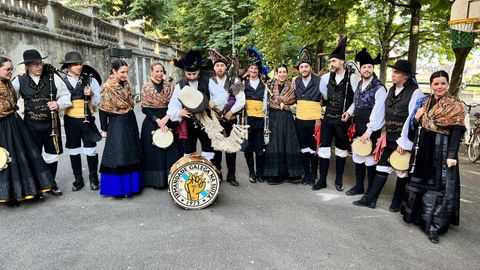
top-left (329, 37), bottom-right (347, 61)
top-left (388, 59), bottom-right (416, 75)
top-left (19, 49), bottom-right (47, 64)
top-left (174, 50), bottom-right (202, 72)
top-left (355, 48), bottom-right (381, 67)
top-left (60, 51), bottom-right (84, 69)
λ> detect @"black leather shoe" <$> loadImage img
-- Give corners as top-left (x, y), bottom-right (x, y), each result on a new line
top-left (312, 180), bottom-right (326, 191)
top-left (249, 172), bottom-right (257, 183)
top-left (335, 184), bottom-right (344, 192)
top-left (227, 178), bottom-right (239, 186)
top-left (389, 205), bottom-right (401, 212)
top-left (257, 174), bottom-right (265, 183)
top-left (429, 232), bottom-right (439, 244)
top-left (346, 186), bottom-right (364, 196)
top-left (353, 197), bottom-right (376, 208)
top-left (72, 182), bottom-right (85, 192)
top-left (89, 175), bottom-right (100, 191)
top-left (48, 186), bottom-right (63, 196)
top-left (301, 177), bottom-right (309, 185)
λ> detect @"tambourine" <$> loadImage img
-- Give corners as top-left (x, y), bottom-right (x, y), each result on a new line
top-left (168, 155), bottom-right (220, 210)
top-left (351, 138), bottom-right (372, 157)
top-left (152, 129), bottom-right (174, 149)
top-left (178, 86), bottom-right (209, 113)
top-left (0, 147), bottom-right (12, 171)
top-left (389, 150), bottom-right (411, 171)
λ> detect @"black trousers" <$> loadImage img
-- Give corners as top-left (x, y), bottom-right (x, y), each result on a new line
top-left (183, 117), bottom-right (213, 154)
top-left (24, 118), bottom-right (63, 155)
top-left (320, 116), bottom-right (350, 150)
top-left (64, 115), bottom-right (97, 149)
top-left (295, 119), bottom-right (316, 150)
top-left (212, 119), bottom-right (237, 178)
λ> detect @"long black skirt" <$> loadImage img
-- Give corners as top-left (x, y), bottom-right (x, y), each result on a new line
top-left (264, 109), bottom-right (303, 180)
top-left (402, 130), bottom-right (460, 235)
top-left (0, 113), bottom-right (55, 202)
top-left (141, 108), bottom-right (181, 188)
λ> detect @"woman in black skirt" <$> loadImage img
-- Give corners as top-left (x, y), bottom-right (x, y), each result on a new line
top-left (0, 56), bottom-right (56, 207)
top-left (264, 65), bottom-right (303, 184)
top-left (402, 70), bottom-right (465, 243)
top-left (99, 60), bottom-right (143, 197)
top-left (140, 62), bottom-right (180, 189)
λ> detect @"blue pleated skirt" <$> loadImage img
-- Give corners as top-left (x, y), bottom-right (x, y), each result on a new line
top-left (100, 171), bottom-right (143, 197)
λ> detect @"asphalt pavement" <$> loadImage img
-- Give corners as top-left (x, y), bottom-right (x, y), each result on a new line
top-left (1, 106), bottom-right (479, 270)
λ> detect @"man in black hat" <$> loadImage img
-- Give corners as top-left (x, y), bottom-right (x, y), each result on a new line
top-left (313, 37), bottom-right (358, 192)
top-left (353, 59), bottom-right (424, 211)
top-left (243, 46), bottom-right (268, 183)
top-left (167, 50), bottom-right (227, 161)
top-left (345, 48), bottom-right (387, 197)
top-left (209, 49), bottom-right (245, 186)
top-left (12, 49), bottom-right (72, 196)
top-left (59, 51), bottom-right (101, 192)
top-left (293, 47), bottom-right (323, 186)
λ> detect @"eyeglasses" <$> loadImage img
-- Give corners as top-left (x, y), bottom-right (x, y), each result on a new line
top-left (1, 67), bottom-right (14, 72)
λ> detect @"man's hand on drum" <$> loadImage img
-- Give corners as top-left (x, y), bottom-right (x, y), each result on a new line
top-left (359, 131), bottom-right (371, 143)
top-left (160, 125), bottom-right (169, 133)
top-left (397, 146), bottom-right (406, 155)
top-left (156, 115), bottom-right (170, 128)
top-left (179, 108), bottom-right (191, 118)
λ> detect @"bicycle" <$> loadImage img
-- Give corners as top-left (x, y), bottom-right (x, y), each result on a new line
top-left (463, 100), bottom-right (480, 162)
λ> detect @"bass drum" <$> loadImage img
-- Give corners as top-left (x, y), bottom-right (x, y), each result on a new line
top-left (168, 155), bottom-right (220, 210)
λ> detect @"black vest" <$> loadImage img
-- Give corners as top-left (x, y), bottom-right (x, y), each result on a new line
top-left (245, 79), bottom-right (265, 101)
top-left (295, 75), bottom-right (322, 102)
top-left (353, 76), bottom-right (384, 134)
top-left (18, 72), bottom-right (58, 122)
top-left (61, 73), bottom-right (89, 100)
top-left (324, 71), bottom-right (354, 118)
top-left (179, 76), bottom-right (211, 100)
top-left (384, 80), bottom-right (417, 142)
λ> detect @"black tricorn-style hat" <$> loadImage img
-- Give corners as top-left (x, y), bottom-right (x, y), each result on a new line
top-left (329, 37), bottom-right (347, 61)
top-left (388, 59), bottom-right (416, 75)
top-left (60, 51), bottom-right (85, 69)
top-left (174, 50), bottom-right (202, 72)
top-left (355, 48), bottom-right (381, 67)
top-left (297, 47), bottom-right (312, 66)
top-left (209, 49), bottom-right (231, 66)
top-left (19, 49), bottom-right (47, 64)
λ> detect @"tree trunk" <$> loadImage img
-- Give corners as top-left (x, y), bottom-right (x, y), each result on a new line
top-left (449, 47), bottom-right (472, 97)
top-left (407, 0), bottom-right (421, 74)
top-left (379, 3), bottom-right (396, 84)
top-left (315, 39), bottom-right (324, 73)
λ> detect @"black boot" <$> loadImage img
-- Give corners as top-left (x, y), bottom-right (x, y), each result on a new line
top-left (389, 177), bottom-right (407, 212)
top-left (212, 151), bottom-right (222, 172)
top-left (365, 165), bottom-right (376, 195)
top-left (87, 155), bottom-right (100, 190)
top-left (245, 152), bottom-right (256, 183)
top-left (225, 153), bottom-right (238, 186)
top-left (346, 163), bottom-right (366, 196)
top-left (309, 154), bottom-right (318, 186)
top-left (353, 172), bottom-right (388, 208)
top-left (301, 153), bottom-right (311, 185)
top-left (312, 158), bottom-right (329, 190)
top-left (256, 153), bottom-right (265, 182)
top-left (46, 162), bottom-right (63, 196)
top-left (70, 155), bottom-right (84, 192)
top-left (334, 156), bottom-right (346, 191)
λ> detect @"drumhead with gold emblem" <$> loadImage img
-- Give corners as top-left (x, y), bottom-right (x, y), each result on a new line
top-left (152, 129), bottom-right (174, 149)
top-left (168, 155), bottom-right (220, 210)
top-left (389, 150), bottom-right (411, 171)
top-left (0, 147), bottom-right (11, 171)
top-left (351, 138), bottom-right (372, 157)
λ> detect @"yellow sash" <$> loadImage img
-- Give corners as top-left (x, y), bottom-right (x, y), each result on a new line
top-left (246, 100), bottom-right (264, 118)
top-left (65, 100), bottom-right (93, 118)
top-left (296, 100), bottom-right (322, 120)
